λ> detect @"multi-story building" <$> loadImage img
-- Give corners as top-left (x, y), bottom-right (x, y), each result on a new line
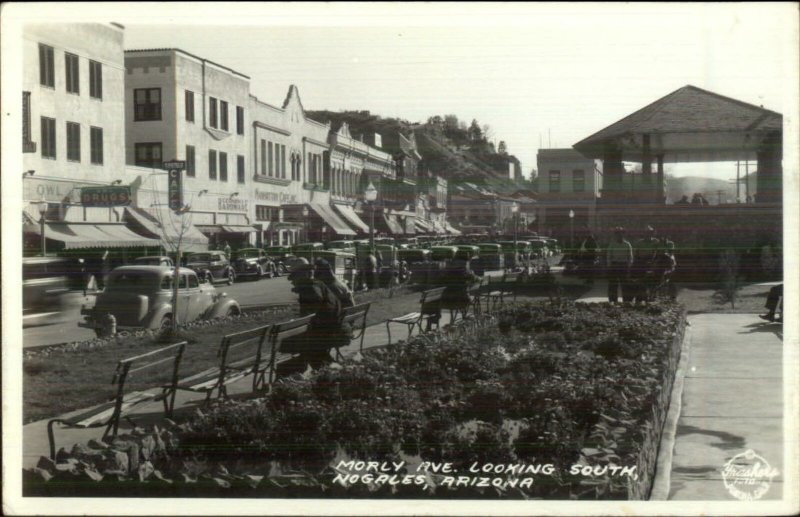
top-left (22, 23), bottom-right (162, 258)
top-left (123, 48), bottom-right (252, 249)
top-left (535, 148), bottom-right (602, 239)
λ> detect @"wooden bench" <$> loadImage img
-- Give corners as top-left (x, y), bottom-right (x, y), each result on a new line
top-left (385, 287), bottom-right (446, 344)
top-left (267, 314), bottom-right (317, 384)
top-left (47, 341), bottom-right (187, 460)
top-left (485, 271), bottom-right (520, 310)
top-left (171, 325), bottom-right (273, 409)
top-left (339, 302), bottom-right (371, 357)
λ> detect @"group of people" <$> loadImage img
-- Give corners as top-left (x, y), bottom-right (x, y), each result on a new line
top-left (577, 225), bottom-right (676, 303)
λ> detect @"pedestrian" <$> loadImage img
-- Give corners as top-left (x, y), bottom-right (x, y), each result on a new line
top-left (99, 250), bottom-right (110, 290)
top-left (652, 239), bottom-right (678, 299)
top-left (364, 249), bottom-right (378, 290)
top-left (222, 241), bottom-right (232, 259)
top-left (759, 284), bottom-right (783, 323)
top-left (606, 226), bottom-right (633, 303)
top-left (633, 225), bottom-right (660, 302)
top-left (578, 228), bottom-right (599, 285)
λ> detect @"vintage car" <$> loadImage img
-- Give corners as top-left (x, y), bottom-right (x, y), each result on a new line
top-left (325, 240), bottom-right (356, 252)
top-left (79, 265), bottom-right (240, 336)
top-left (263, 246), bottom-right (294, 274)
top-left (131, 255), bottom-right (174, 267)
top-left (23, 256), bottom-right (74, 328)
top-left (231, 247), bottom-right (276, 279)
top-left (293, 242), bottom-right (324, 262)
top-left (184, 251), bottom-right (235, 285)
top-left (475, 243), bottom-right (504, 274)
top-left (315, 250), bottom-right (357, 289)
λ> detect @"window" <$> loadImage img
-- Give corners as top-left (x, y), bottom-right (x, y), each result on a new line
top-left (237, 155), bottom-right (245, 183)
top-left (185, 90), bottom-right (194, 122)
top-left (89, 60), bottom-right (102, 99)
top-left (39, 44), bottom-right (54, 87)
top-left (274, 144), bottom-right (281, 178)
top-left (66, 122), bottom-right (80, 162)
top-left (219, 152), bottom-right (228, 182)
top-left (256, 206), bottom-right (278, 222)
top-left (236, 106), bottom-right (244, 135)
top-left (65, 53), bottom-right (79, 94)
top-left (548, 170), bottom-right (561, 193)
top-left (23, 92), bottom-right (34, 152)
top-left (90, 126), bottom-right (103, 164)
top-left (268, 142), bottom-right (273, 176)
top-left (308, 152), bottom-right (314, 183)
top-left (209, 149), bottom-right (217, 180)
top-left (572, 169), bottom-right (585, 192)
top-left (209, 97), bottom-right (218, 128)
top-left (134, 143), bottom-right (162, 168)
top-left (40, 116), bottom-right (56, 159)
top-left (186, 145), bottom-right (196, 177)
top-left (280, 145), bottom-right (287, 178)
top-left (260, 139), bottom-right (266, 175)
top-left (220, 101), bottom-right (229, 131)
top-left (133, 88), bottom-right (161, 121)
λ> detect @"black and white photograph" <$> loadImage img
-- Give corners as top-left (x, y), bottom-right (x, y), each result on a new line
top-left (2, 2), bottom-right (798, 515)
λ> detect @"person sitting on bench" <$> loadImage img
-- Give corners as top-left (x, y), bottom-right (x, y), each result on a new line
top-left (759, 284), bottom-right (783, 323)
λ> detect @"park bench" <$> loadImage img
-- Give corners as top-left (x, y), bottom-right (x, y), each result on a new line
top-left (47, 341), bottom-right (187, 460)
top-left (338, 302), bottom-right (371, 357)
top-left (385, 287), bottom-right (447, 344)
top-left (171, 325), bottom-right (273, 409)
top-left (267, 314), bottom-right (317, 384)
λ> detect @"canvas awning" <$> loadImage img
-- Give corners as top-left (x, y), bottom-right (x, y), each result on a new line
top-left (26, 222), bottom-right (161, 250)
top-left (414, 217), bottom-right (436, 234)
top-left (443, 222), bottom-right (462, 235)
top-left (308, 203), bottom-right (357, 236)
top-left (381, 214), bottom-right (405, 235)
top-left (221, 224), bottom-right (258, 233)
top-left (125, 206), bottom-right (209, 253)
top-left (332, 204), bottom-right (370, 233)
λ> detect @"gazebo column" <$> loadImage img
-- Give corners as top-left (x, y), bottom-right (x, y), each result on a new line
top-left (602, 145), bottom-right (624, 201)
top-left (756, 131), bottom-right (782, 204)
top-left (656, 154), bottom-right (665, 204)
top-left (641, 134), bottom-right (653, 183)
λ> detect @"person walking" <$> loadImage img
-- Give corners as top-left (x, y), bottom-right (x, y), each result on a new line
top-left (633, 225), bottom-right (660, 302)
top-left (364, 250), bottom-right (379, 290)
top-left (606, 227), bottom-right (633, 303)
top-left (222, 241), bottom-right (232, 259)
top-left (578, 228), bottom-right (599, 285)
top-left (759, 284), bottom-right (783, 322)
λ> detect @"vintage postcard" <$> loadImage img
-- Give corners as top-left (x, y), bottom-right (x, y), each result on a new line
top-left (2, 2), bottom-right (798, 515)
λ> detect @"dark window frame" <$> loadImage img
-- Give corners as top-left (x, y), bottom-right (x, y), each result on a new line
top-left (209, 97), bottom-right (218, 128)
top-left (572, 169), bottom-right (585, 193)
top-left (90, 126), bottom-right (103, 165)
top-left (185, 90), bottom-right (195, 122)
top-left (236, 106), bottom-right (244, 135)
top-left (66, 121), bottom-right (81, 162)
top-left (89, 60), bottom-right (102, 99)
top-left (209, 149), bottom-right (217, 180)
top-left (133, 88), bottom-right (162, 121)
top-left (134, 142), bottom-right (163, 168)
top-left (186, 145), bottom-right (196, 177)
top-left (237, 155), bottom-right (245, 184)
top-left (548, 170), bottom-right (561, 193)
top-left (65, 52), bottom-right (80, 94)
top-left (220, 100), bottom-right (229, 132)
top-left (40, 116), bottom-right (56, 159)
top-left (219, 151), bottom-right (228, 182)
top-left (39, 44), bottom-right (55, 88)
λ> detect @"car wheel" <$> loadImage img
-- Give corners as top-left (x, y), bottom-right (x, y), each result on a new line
top-left (226, 306), bottom-right (240, 317)
top-left (94, 328), bottom-right (104, 338)
top-left (279, 263), bottom-right (288, 275)
top-left (158, 315), bottom-right (172, 332)
top-left (227, 270), bottom-right (235, 285)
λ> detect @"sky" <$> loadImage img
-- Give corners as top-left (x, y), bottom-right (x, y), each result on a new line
top-left (23, 3), bottom-right (800, 179)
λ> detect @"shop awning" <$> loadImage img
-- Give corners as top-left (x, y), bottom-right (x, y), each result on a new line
top-left (332, 204), bottom-right (370, 233)
top-left (308, 203), bottom-right (357, 236)
top-left (26, 222), bottom-right (161, 250)
top-left (382, 214), bottom-right (405, 235)
top-left (430, 220), bottom-right (447, 234)
top-left (125, 207), bottom-right (209, 253)
top-left (221, 224), bottom-right (258, 233)
top-left (414, 217), bottom-right (435, 234)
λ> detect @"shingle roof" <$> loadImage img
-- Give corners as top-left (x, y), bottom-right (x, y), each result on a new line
top-left (574, 85), bottom-right (782, 151)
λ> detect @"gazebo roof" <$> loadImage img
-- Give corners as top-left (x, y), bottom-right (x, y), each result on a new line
top-left (574, 85), bottom-right (782, 163)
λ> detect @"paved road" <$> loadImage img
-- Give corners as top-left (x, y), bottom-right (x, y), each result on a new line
top-left (22, 275), bottom-right (296, 349)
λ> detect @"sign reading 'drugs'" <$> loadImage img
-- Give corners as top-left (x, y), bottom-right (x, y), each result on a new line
top-left (80, 186), bottom-right (132, 207)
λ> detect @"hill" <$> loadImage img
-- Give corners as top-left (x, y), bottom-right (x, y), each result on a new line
top-left (664, 174), bottom-right (757, 204)
top-left (305, 110), bottom-right (523, 186)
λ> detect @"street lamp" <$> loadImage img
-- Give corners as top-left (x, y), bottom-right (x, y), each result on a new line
top-left (364, 182), bottom-right (378, 251)
top-left (568, 209), bottom-right (575, 251)
top-left (36, 197), bottom-right (48, 256)
top-left (301, 205), bottom-right (309, 243)
top-left (510, 202), bottom-right (519, 247)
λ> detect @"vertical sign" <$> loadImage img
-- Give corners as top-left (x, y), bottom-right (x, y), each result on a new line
top-left (163, 160), bottom-right (186, 212)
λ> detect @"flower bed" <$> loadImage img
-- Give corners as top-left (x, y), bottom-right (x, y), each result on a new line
top-left (25, 301), bottom-right (686, 500)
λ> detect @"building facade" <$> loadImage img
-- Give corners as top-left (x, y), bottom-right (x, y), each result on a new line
top-left (536, 148), bottom-right (602, 238)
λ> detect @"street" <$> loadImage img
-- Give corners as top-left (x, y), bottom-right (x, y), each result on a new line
top-left (22, 275), bottom-right (297, 349)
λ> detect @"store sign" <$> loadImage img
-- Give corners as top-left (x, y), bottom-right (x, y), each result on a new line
top-left (80, 186), bottom-right (132, 206)
top-left (254, 189), bottom-right (297, 204)
top-left (218, 198), bottom-right (249, 212)
top-left (166, 164), bottom-right (184, 212)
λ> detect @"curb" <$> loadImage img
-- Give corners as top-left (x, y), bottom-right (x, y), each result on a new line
top-left (650, 321), bottom-right (693, 500)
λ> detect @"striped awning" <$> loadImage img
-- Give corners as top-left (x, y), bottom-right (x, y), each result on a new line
top-left (25, 222), bottom-right (161, 250)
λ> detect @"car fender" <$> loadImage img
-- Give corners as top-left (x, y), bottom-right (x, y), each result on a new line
top-left (205, 296), bottom-right (240, 318)
top-left (141, 302), bottom-right (173, 329)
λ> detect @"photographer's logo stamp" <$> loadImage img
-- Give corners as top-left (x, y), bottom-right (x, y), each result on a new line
top-left (721, 449), bottom-right (780, 500)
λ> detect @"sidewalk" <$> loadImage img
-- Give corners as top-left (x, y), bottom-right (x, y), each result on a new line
top-left (660, 313), bottom-right (785, 500)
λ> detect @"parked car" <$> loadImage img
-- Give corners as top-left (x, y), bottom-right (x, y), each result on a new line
top-left (23, 256), bottom-right (74, 328)
top-left (185, 251), bottom-right (235, 285)
top-left (231, 247), bottom-right (276, 279)
top-left (131, 255), bottom-right (174, 267)
top-left (79, 266), bottom-right (240, 336)
top-left (263, 246), bottom-right (294, 274)
top-left (293, 242), bottom-right (324, 262)
top-left (316, 250), bottom-right (357, 289)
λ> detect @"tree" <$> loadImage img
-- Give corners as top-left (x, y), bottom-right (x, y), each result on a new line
top-left (468, 119), bottom-right (483, 142)
top-left (443, 114), bottom-right (459, 132)
top-left (498, 141), bottom-right (508, 154)
top-left (482, 124), bottom-right (493, 142)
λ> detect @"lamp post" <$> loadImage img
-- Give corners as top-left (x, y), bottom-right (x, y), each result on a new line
top-left (364, 182), bottom-right (378, 251)
top-left (510, 202), bottom-right (519, 247)
top-left (568, 209), bottom-right (575, 251)
top-left (36, 197), bottom-right (48, 256)
top-left (301, 205), bottom-right (309, 243)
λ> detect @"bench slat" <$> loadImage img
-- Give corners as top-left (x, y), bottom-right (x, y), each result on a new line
top-left (67, 391), bottom-right (157, 428)
top-left (389, 312), bottom-right (421, 323)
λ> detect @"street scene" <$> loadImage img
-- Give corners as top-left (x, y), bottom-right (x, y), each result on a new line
top-left (5, 3), bottom-right (797, 516)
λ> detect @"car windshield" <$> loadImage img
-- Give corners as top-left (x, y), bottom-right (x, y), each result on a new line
top-left (188, 253), bottom-right (213, 262)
